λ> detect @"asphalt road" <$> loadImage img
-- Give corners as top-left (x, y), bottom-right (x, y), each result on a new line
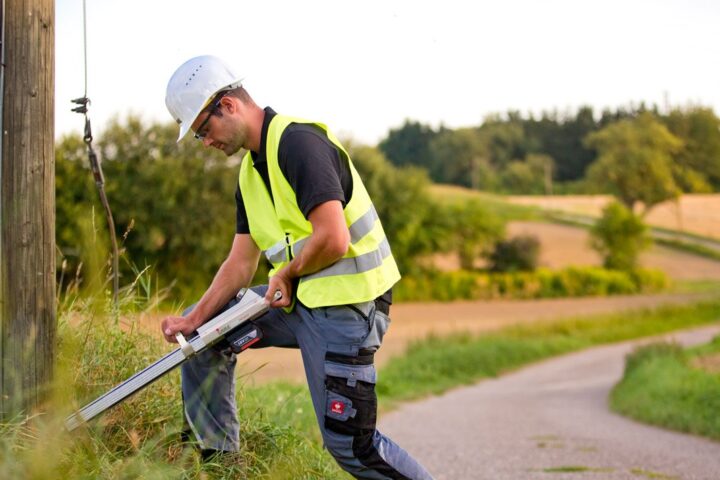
top-left (379, 325), bottom-right (720, 480)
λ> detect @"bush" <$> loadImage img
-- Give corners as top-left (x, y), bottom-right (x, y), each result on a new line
top-left (489, 235), bottom-right (540, 272)
top-left (394, 266), bottom-right (668, 301)
top-left (590, 201), bottom-right (651, 271)
top-left (447, 200), bottom-right (506, 270)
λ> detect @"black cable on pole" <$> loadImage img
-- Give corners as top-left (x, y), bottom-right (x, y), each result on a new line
top-left (71, 0), bottom-right (119, 305)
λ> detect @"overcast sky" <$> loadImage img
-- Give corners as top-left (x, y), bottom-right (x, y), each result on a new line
top-left (55, 0), bottom-right (720, 145)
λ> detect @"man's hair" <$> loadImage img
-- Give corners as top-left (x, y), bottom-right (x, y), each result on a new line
top-left (199, 86), bottom-right (254, 117)
top-left (225, 86), bottom-right (253, 104)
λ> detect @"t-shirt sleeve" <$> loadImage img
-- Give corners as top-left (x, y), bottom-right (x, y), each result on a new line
top-left (235, 183), bottom-right (250, 234)
top-left (278, 124), bottom-right (353, 219)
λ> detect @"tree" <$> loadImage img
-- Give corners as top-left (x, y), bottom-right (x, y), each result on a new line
top-left (584, 113), bottom-right (683, 214)
top-left (446, 200), bottom-right (505, 270)
top-left (429, 127), bottom-right (494, 189)
top-left (477, 116), bottom-right (527, 171)
top-left (56, 116), bottom-right (238, 298)
top-left (378, 120), bottom-right (438, 171)
top-left (500, 154), bottom-right (554, 194)
top-left (522, 107), bottom-right (598, 182)
top-left (663, 107), bottom-right (720, 191)
top-left (590, 202), bottom-right (651, 271)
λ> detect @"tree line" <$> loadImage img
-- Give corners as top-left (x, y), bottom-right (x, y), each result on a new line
top-left (57, 103), bottom-right (715, 299)
top-left (379, 104), bottom-right (720, 205)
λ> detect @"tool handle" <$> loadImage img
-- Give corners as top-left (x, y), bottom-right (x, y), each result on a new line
top-left (175, 332), bottom-right (196, 357)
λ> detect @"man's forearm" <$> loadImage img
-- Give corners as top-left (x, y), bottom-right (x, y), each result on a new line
top-left (284, 233), bottom-right (346, 280)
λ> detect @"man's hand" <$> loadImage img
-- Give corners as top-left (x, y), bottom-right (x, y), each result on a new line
top-left (266, 268), bottom-right (292, 308)
top-left (161, 316), bottom-right (199, 344)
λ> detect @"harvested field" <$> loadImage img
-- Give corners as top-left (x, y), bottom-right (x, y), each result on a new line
top-left (434, 221), bottom-right (720, 280)
top-left (509, 221), bottom-right (720, 280)
top-left (506, 193), bottom-right (720, 240)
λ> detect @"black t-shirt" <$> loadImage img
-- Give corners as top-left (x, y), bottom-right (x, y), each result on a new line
top-left (235, 107), bottom-right (353, 234)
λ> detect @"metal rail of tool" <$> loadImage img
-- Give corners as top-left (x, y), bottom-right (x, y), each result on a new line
top-left (65, 289), bottom-right (277, 431)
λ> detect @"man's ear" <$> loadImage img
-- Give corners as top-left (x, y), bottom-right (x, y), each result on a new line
top-left (220, 95), bottom-right (238, 114)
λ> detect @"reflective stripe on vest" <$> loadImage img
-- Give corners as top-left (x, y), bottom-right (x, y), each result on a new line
top-left (303, 237), bottom-right (391, 281)
top-left (263, 204), bottom-right (380, 264)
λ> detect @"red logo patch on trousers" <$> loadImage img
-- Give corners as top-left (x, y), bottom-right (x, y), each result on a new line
top-left (331, 400), bottom-right (345, 415)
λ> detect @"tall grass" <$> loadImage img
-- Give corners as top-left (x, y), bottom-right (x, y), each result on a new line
top-left (0, 257), bottom-right (344, 479)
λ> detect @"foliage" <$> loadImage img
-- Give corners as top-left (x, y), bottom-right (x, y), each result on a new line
top-left (499, 154), bottom-right (554, 194)
top-left (590, 202), bottom-right (652, 271)
top-left (428, 127), bottom-right (494, 189)
top-left (611, 338), bottom-right (720, 440)
top-left (56, 116), bottom-right (238, 299)
top-left (663, 107), bottom-right (720, 191)
top-left (377, 105), bottom-right (720, 196)
top-left (378, 119), bottom-right (440, 171)
top-left (489, 234), bottom-right (540, 272)
top-left (394, 266), bottom-right (668, 302)
top-left (445, 200), bottom-right (505, 270)
top-left (584, 113), bottom-right (683, 213)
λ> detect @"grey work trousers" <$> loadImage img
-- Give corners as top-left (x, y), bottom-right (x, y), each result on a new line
top-left (181, 285), bottom-right (434, 480)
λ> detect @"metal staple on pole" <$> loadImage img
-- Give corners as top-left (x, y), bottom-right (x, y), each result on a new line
top-left (71, 0), bottom-right (119, 304)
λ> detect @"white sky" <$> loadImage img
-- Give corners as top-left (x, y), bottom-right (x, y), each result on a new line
top-left (56, 0), bottom-right (720, 145)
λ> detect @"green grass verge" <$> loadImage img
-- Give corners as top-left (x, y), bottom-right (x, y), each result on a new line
top-left (378, 298), bottom-right (720, 404)
top-left (427, 185), bottom-right (542, 221)
top-left (668, 279), bottom-right (720, 294)
top-left (610, 335), bottom-right (720, 440)
top-left (655, 238), bottom-right (720, 262)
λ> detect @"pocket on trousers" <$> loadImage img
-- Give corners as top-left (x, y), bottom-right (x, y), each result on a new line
top-left (360, 310), bottom-right (392, 351)
top-left (323, 357), bottom-right (378, 436)
top-left (322, 305), bottom-right (371, 355)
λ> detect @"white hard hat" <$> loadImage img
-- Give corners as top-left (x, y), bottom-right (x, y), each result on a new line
top-left (165, 55), bottom-right (243, 142)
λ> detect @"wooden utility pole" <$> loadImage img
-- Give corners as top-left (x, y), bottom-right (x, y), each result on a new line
top-left (0, 0), bottom-right (55, 419)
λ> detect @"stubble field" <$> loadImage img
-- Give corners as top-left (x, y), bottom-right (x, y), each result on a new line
top-left (506, 193), bottom-right (720, 240)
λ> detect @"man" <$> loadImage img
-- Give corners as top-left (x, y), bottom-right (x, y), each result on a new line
top-left (161, 55), bottom-right (433, 480)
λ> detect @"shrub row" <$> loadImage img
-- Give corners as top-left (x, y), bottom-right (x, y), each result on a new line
top-left (394, 267), bottom-right (669, 302)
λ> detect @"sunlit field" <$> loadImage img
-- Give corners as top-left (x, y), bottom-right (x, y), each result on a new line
top-left (505, 193), bottom-right (720, 240)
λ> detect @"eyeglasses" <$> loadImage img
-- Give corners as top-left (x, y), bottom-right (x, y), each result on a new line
top-left (194, 91), bottom-right (229, 140)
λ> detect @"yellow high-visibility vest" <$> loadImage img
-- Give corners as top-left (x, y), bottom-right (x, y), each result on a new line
top-left (238, 114), bottom-right (400, 308)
